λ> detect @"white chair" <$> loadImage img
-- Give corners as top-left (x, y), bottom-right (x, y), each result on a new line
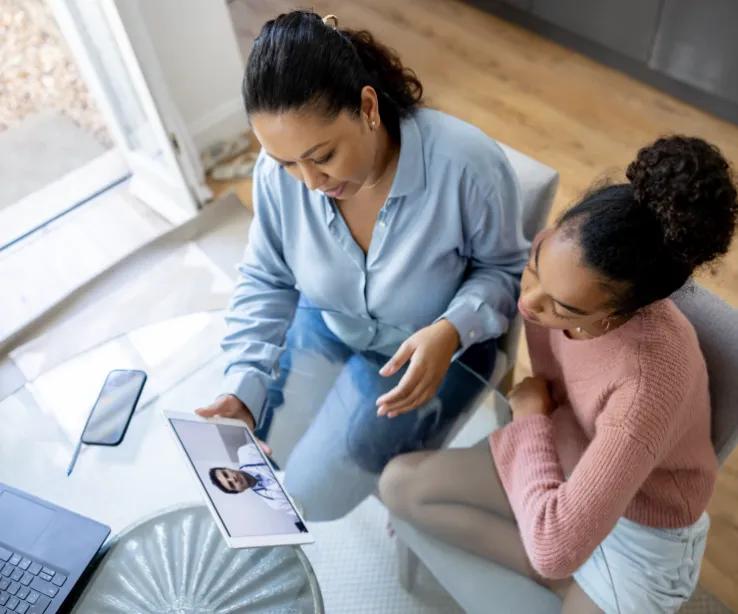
top-left (493, 143), bottom-right (559, 391)
top-left (393, 279), bottom-right (738, 611)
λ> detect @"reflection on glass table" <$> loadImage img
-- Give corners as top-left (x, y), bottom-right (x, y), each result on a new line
top-left (242, 305), bottom-right (500, 522)
top-left (1, 311), bottom-right (324, 612)
top-left (0, 307), bottom-right (502, 611)
top-left (0, 310), bottom-right (229, 532)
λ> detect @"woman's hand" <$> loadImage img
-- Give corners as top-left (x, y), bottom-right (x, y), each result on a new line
top-left (508, 376), bottom-right (555, 420)
top-left (376, 319), bottom-right (460, 418)
top-left (195, 395), bottom-right (272, 455)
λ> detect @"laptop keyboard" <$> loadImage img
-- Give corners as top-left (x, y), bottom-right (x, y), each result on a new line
top-left (0, 544), bottom-right (66, 614)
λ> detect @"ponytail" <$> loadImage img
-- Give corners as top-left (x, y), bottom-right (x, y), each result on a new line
top-left (243, 10), bottom-right (423, 141)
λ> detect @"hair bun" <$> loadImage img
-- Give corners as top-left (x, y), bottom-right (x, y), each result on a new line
top-left (625, 136), bottom-right (737, 269)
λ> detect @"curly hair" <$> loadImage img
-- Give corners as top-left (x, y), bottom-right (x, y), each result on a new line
top-left (243, 10), bottom-right (423, 142)
top-left (627, 136), bottom-right (738, 268)
top-left (559, 136), bottom-right (738, 313)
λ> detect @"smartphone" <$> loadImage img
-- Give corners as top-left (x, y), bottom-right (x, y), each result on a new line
top-left (80, 369), bottom-right (147, 446)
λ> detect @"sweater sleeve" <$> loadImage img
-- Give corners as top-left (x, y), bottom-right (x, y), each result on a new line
top-left (490, 388), bottom-right (664, 579)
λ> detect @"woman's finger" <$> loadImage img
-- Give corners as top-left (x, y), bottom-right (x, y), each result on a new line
top-left (257, 439), bottom-right (272, 456)
top-left (377, 360), bottom-right (425, 412)
top-left (379, 342), bottom-right (414, 377)
top-left (386, 385), bottom-right (432, 418)
top-left (382, 375), bottom-right (434, 415)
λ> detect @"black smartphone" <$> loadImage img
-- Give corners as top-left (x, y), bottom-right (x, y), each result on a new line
top-left (81, 369), bottom-right (147, 446)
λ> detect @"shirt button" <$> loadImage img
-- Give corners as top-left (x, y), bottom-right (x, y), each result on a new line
top-left (469, 330), bottom-right (477, 340)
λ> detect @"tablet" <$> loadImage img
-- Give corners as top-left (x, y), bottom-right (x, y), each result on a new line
top-left (162, 410), bottom-right (313, 548)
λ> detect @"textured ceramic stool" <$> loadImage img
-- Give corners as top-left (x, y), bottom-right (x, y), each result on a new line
top-left (71, 505), bottom-right (323, 613)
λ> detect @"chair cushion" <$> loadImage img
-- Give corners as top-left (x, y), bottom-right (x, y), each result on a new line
top-left (497, 143), bottom-right (558, 241)
top-left (495, 144), bottom-right (558, 362)
top-left (673, 283), bottom-right (738, 463)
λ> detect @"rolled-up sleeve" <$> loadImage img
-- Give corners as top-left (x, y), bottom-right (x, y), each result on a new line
top-left (441, 161), bottom-right (529, 350)
top-left (220, 154), bottom-right (299, 424)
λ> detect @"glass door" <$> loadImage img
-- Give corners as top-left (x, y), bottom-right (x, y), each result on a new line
top-left (50, 0), bottom-right (209, 224)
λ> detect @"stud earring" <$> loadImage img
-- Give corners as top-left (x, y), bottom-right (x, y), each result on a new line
top-left (370, 120), bottom-right (377, 130)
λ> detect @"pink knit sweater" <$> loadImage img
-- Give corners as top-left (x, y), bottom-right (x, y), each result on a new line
top-left (489, 299), bottom-right (718, 579)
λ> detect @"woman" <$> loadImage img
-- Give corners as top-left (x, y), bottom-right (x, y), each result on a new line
top-left (196, 10), bottom-right (529, 520)
top-left (380, 136), bottom-right (738, 612)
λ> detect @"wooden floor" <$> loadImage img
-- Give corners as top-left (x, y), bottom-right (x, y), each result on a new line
top-left (217, 0), bottom-right (738, 608)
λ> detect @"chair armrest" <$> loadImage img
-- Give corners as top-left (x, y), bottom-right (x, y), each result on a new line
top-left (392, 517), bottom-right (561, 613)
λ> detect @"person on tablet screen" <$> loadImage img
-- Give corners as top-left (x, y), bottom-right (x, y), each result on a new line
top-left (209, 443), bottom-right (299, 521)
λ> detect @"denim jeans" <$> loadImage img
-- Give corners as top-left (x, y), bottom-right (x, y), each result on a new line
top-left (257, 304), bottom-right (496, 521)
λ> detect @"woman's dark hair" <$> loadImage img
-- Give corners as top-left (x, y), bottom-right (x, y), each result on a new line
top-left (243, 10), bottom-right (423, 141)
top-left (559, 136), bottom-right (738, 313)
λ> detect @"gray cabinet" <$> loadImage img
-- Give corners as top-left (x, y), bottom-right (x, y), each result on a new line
top-left (531, 0), bottom-right (662, 62)
top-left (467, 0), bottom-right (738, 125)
top-left (650, 0), bottom-right (738, 105)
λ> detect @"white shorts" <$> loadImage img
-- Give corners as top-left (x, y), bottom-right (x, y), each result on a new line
top-left (573, 513), bottom-right (709, 614)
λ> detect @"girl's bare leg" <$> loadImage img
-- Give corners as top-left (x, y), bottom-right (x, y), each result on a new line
top-left (379, 441), bottom-right (570, 597)
top-left (561, 581), bottom-right (603, 613)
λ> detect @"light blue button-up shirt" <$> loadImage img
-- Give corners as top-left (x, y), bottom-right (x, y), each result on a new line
top-left (222, 109), bottom-right (529, 421)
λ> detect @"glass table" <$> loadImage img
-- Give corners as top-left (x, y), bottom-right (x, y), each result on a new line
top-left (0, 308), bottom-right (500, 612)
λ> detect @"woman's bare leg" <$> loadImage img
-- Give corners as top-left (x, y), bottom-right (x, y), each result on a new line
top-left (379, 441), bottom-right (570, 596)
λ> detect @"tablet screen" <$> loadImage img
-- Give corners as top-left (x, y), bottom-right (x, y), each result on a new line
top-left (168, 418), bottom-right (307, 537)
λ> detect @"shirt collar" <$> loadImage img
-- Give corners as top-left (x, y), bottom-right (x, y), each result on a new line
top-left (388, 112), bottom-right (426, 199)
top-left (323, 197), bottom-right (336, 225)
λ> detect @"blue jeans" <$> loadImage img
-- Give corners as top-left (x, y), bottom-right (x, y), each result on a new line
top-left (258, 305), bottom-right (496, 521)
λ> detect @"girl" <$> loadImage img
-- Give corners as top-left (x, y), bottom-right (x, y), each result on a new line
top-left (196, 10), bottom-right (529, 520)
top-left (380, 136), bottom-right (738, 612)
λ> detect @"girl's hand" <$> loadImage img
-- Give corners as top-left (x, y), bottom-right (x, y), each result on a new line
top-left (508, 376), bottom-right (554, 420)
top-left (376, 319), bottom-right (460, 418)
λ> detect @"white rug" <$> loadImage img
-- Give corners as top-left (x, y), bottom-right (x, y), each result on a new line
top-left (304, 496), bottom-right (462, 613)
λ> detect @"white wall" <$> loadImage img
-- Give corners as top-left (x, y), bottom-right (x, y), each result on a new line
top-left (117, 0), bottom-right (248, 152)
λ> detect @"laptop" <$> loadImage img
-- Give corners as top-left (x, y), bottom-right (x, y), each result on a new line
top-left (0, 483), bottom-right (110, 614)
